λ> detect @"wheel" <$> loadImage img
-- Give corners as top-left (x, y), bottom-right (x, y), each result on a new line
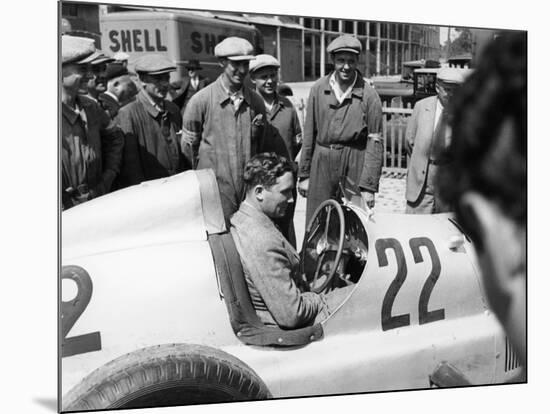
top-left (62, 343), bottom-right (271, 411)
top-left (300, 199), bottom-right (346, 293)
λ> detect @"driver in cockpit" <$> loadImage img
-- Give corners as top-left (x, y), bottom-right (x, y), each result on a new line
top-left (230, 152), bottom-right (354, 329)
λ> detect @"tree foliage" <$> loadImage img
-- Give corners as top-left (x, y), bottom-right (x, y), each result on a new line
top-left (443, 28), bottom-right (473, 58)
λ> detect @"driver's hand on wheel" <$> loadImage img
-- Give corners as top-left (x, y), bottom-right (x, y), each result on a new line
top-left (361, 190), bottom-right (375, 209)
top-left (297, 178), bottom-right (309, 198)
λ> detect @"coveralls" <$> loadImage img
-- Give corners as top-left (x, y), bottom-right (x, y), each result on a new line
top-left (115, 90), bottom-right (189, 189)
top-left (181, 75), bottom-right (266, 219)
top-left (299, 71), bottom-right (384, 225)
top-left (61, 94), bottom-right (124, 209)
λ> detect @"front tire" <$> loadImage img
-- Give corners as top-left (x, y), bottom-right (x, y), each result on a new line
top-left (63, 343), bottom-right (271, 411)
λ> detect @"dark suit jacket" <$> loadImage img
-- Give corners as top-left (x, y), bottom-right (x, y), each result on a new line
top-left (172, 76), bottom-right (209, 112)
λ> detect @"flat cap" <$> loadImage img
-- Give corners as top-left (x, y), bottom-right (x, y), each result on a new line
top-left (134, 54), bottom-right (176, 75)
top-left (214, 37), bottom-right (255, 60)
top-left (185, 59), bottom-right (203, 70)
top-left (327, 34), bottom-right (362, 55)
top-left (113, 52), bottom-right (130, 61)
top-left (436, 67), bottom-right (472, 84)
top-left (62, 35), bottom-right (96, 65)
top-left (249, 54), bottom-right (280, 73)
top-left (89, 50), bottom-right (115, 66)
top-left (103, 63), bottom-right (129, 81)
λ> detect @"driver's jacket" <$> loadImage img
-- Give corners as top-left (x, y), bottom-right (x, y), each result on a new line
top-left (230, 202), bottom-right (330, 329)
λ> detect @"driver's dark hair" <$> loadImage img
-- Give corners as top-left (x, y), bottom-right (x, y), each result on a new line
top-left (244, 152), bottom-right (293, 191)
top-left (436, 32), bottom-right (526, 240)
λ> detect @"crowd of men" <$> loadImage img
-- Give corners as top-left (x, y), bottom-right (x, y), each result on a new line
top-left (62, 31), bottom-right (526, 365)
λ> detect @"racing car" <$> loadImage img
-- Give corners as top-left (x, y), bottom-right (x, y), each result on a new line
top-left (60, 169), bottom-right (522, 412)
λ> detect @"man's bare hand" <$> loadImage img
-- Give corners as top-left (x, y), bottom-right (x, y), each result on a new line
top-left (297, 178), bottom-right (309, 198)
top-left (361, 190), bottom-right (375, 209)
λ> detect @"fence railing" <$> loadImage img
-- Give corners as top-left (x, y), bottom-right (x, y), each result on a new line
top-left (382, 100), bottom-right (413, 171)
top-left (293, 97), bottom-right (414, 173)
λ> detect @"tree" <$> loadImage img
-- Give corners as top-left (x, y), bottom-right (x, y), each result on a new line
top-left (442, 28), bottom-right (473, 58)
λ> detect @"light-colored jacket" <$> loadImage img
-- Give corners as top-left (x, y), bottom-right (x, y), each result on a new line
top-left (230, 202), bottom-right (326, 329)
top-left (405, 96), bottom-right (438, 203)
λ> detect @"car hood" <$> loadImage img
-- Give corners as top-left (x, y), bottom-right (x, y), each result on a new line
top-left (62, 170), bottom-right (225, 260)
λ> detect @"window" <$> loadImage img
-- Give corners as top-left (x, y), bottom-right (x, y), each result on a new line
top-left (344, 20), bottom-right (353, 33)
top-left (369, 22), bottom-right (378, 37)
top-left (62, 4), bottom-right (78, 16)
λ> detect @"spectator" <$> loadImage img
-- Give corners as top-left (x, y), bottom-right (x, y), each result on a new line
top-left (297, 34), bottom-right (384, 225)
top-left (84, 51), bottom-right (115, 102)
top-left (249, 54), bottom-right (301, 246)
top-left (405, 67), bottom-right (471, 214)
top-left (98, 63), bottom-right (138, 119)
top-left (171, 59), bottom-right (209, 114)
top-left (61, 35), bottom-right (124, 209)
top-left (115, 54), bottom-right (190, 189)
top-left (181, 37), bottom-right (266, 219)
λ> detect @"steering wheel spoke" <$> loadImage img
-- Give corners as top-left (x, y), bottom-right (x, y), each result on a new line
top-left (300, 200), bottom-right (346, 294)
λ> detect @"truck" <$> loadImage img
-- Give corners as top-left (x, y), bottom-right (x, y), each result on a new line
top-left (372, 59), bottom-right (441, 108)
top-left (99, 10), bottom-right (263, 83)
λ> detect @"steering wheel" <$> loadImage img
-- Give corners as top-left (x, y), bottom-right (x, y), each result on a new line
top-left (300, 199), bottom-right (346, 293)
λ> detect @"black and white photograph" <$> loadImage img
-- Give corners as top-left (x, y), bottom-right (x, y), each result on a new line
top-left (4, 1), bottom-right (545, 413)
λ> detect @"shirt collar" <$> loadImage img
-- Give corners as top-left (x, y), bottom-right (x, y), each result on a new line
top-left (329, 71), bottom-right (358, 103)
top-left (62, 95), bottom-right (87, 125)
top-left (138, 89), bottom-right (163, 118)
top-left (216, 75), bottom-right (253, 107)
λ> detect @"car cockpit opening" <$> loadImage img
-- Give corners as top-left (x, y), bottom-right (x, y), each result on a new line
top-left (300, 200), bottom-right (368, 295)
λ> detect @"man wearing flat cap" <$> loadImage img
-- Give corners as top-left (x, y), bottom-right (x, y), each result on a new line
top-left (182, 36), bottom-right (266, 219)
top-left (98, 63), bottom-right (137, 120)
top-left (170, 59), bottom-right (209, 113)
top-left (83, 50), bottom-right (115, 103)
top-left (115, 54), bottom-right (190, 189)
top-left (405, 67), bottom-right (471, 214)
top-left (61, 35), bottom-right (124, 210)
top-left (249, 54), bottom-right (302, 246)
top-left (298, 34), bottom-right (384, 225)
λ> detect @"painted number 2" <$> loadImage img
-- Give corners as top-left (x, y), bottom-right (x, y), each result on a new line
top-left (376, 237), bottom-right (445, 331)
top-left (61, 265), bottom-right (102, 357)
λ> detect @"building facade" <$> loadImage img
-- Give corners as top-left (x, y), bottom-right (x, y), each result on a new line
top-left (61, 2), bottom-right (441, 82)
top-left (297, 18), bottom-right (440, 80)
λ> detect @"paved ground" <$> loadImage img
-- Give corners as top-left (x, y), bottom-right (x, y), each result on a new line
top-left (294, 173), bottom-right (406, 247)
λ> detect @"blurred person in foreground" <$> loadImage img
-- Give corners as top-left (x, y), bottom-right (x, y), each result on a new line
top-left (437, 32), bottom-right (527, 366)
top-left (61, 35), bottom-right (124, 209)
